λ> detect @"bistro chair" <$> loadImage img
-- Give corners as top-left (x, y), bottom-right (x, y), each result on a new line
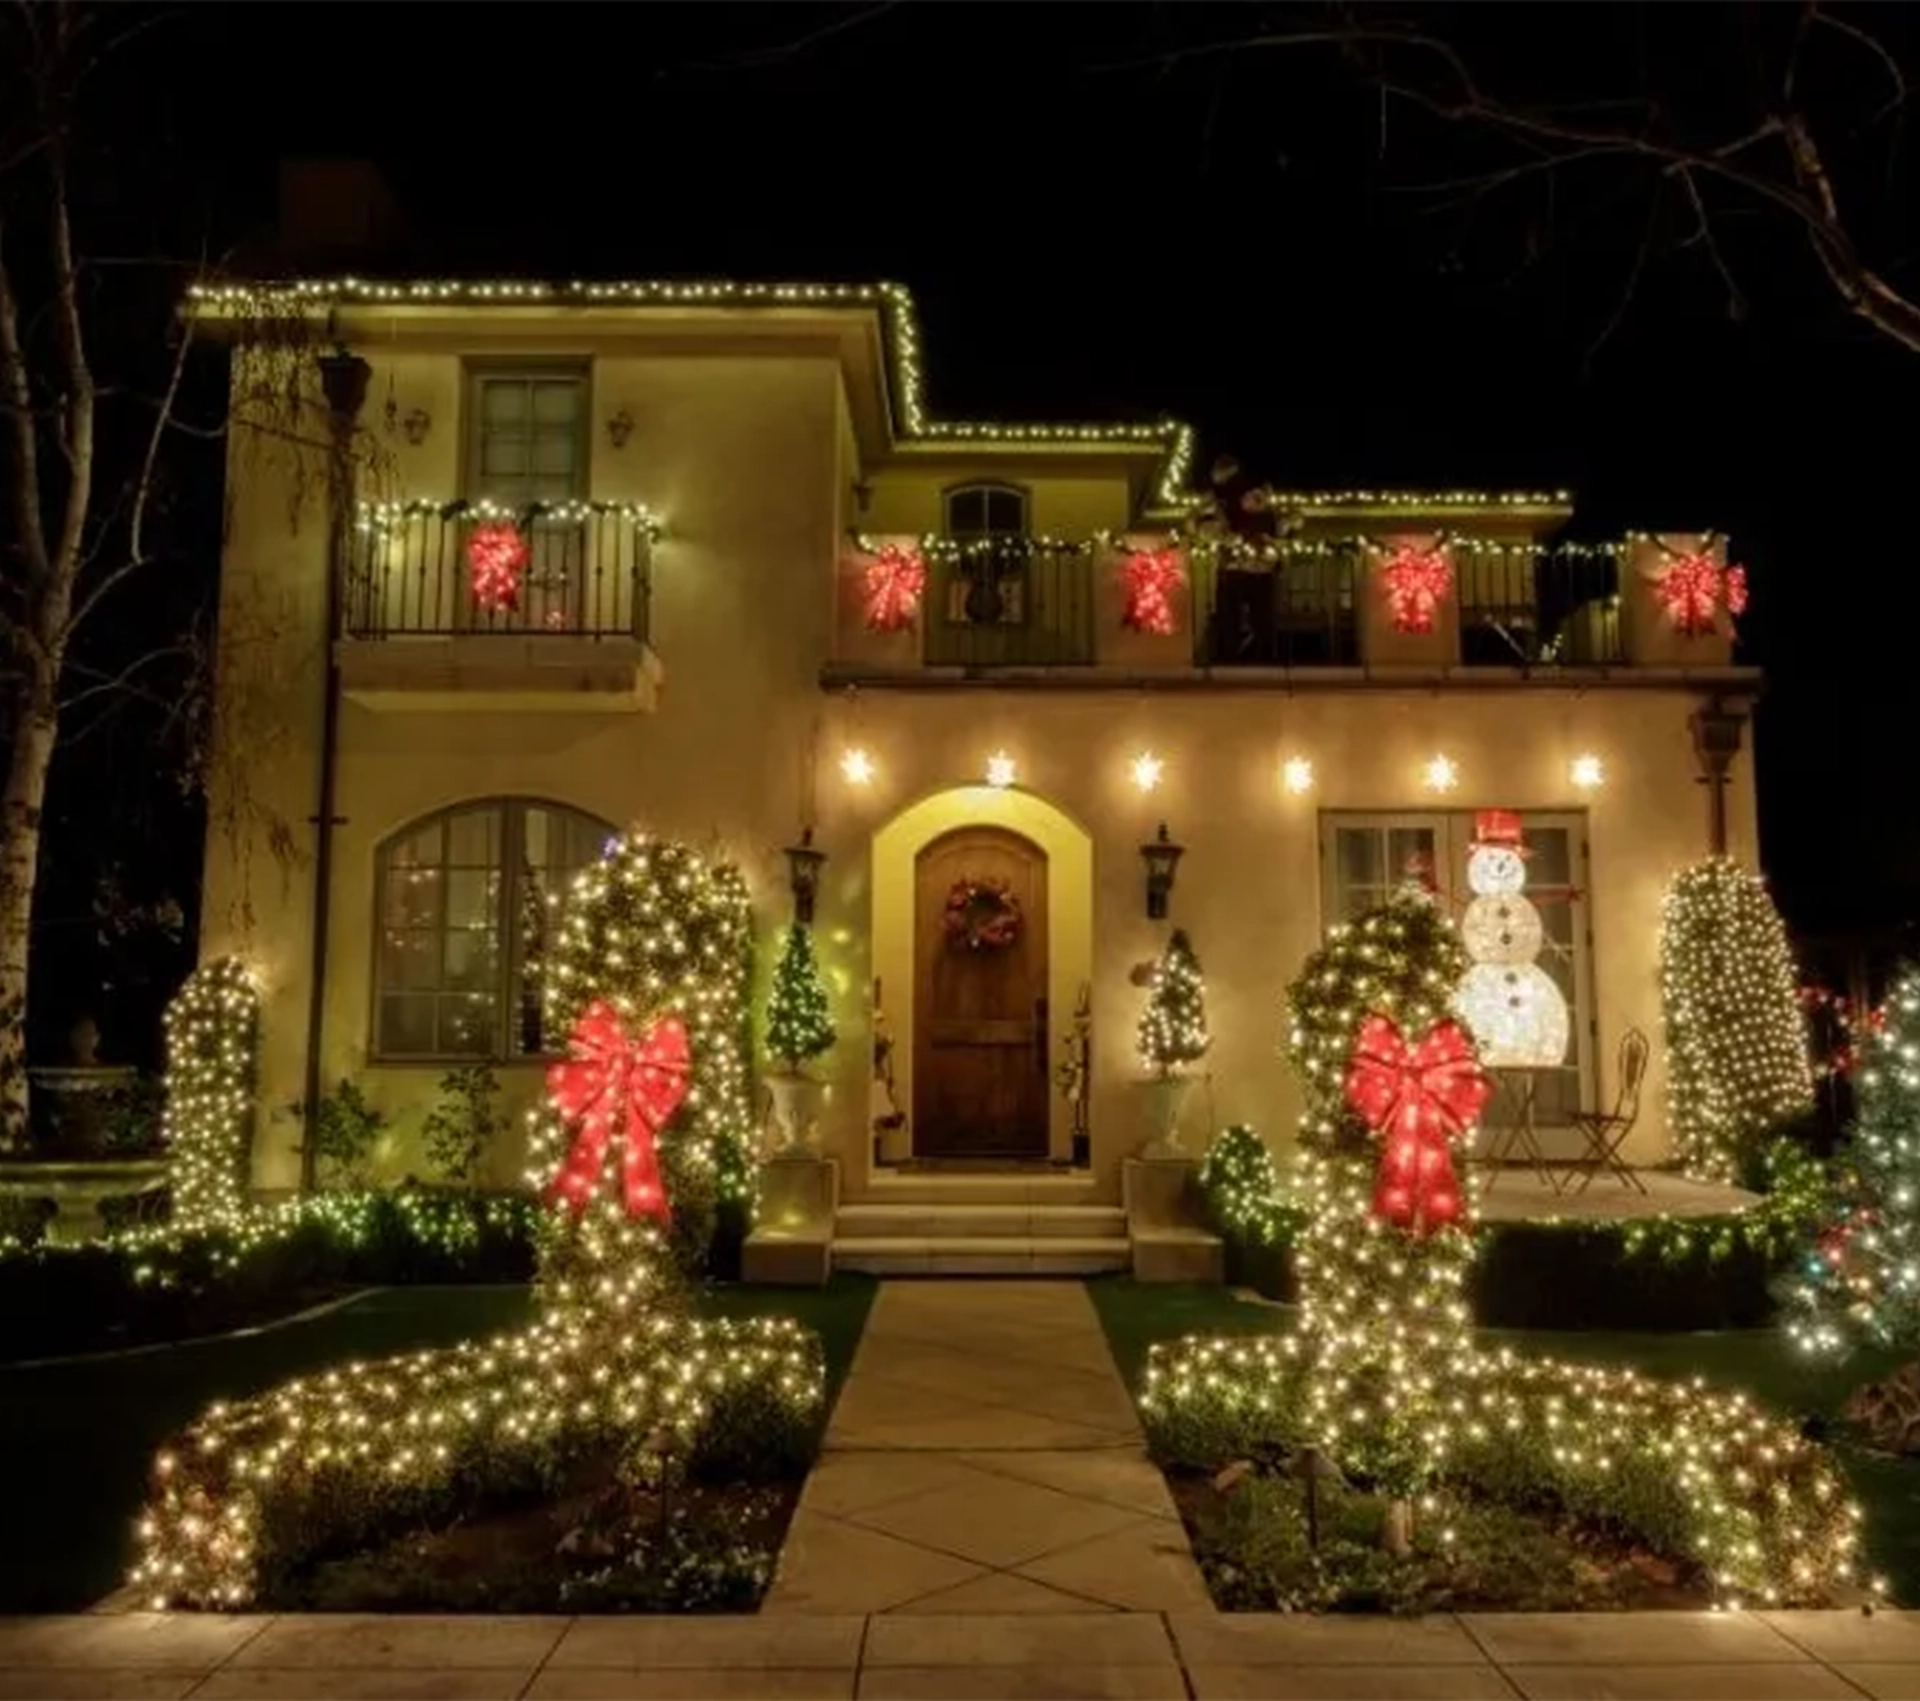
top-left (1568, 1027), bottom-right (1650, 1195)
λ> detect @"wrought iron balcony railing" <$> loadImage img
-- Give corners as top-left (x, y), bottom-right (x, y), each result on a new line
top-left (345, 499), bottom-right (660, 642)
top-left (920, 535), bottom-right (1097, 667)
top-left (1192, 542), bottom-right (1362, 666)
top-left (1453, 541), bottom-right (1622, 666)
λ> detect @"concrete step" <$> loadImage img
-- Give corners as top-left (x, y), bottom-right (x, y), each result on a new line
top-left (853, 1174), bottom-right (1101, 1208)
top-left (832, 1235), bottom-right (1132, 1276)
top-left (836, 1202), bottom-right (1126, 1240)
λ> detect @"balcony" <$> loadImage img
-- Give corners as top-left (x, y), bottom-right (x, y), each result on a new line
top-left (919, 537), bottom-right (1098, 669)
top-left (336, 499), bottom-right (662, 711)
top-left (1191, 544), bottom-right (1361, 667)
top-left (1453, 542), bottom-right (1622, 667)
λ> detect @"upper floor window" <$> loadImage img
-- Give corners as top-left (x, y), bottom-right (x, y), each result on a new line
top-left (944, 483), bottom-right (1028, 537)
top-left (471, 371), bottom-right (588, 509)
top-left (374, 798), bottom-right (614, 1061)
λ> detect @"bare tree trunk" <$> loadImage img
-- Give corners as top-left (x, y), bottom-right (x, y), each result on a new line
top-left (0, 668), bottom-right (57, 1150)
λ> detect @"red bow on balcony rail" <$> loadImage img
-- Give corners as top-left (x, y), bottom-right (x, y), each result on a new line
top-left (1343, 1012), bottom-right (1489, 1235)
top-left (545, 1001), bottom-right (689, 1222)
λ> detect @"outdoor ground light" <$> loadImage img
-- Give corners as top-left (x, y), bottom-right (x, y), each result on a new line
top-left (783, 827), bottom-right (827, 926)
top-left (1141, 823), bottom-right (1185, 921)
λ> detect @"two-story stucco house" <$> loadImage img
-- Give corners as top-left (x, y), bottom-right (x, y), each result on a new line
top-left (190, 275), bottom-right (1762, 1278)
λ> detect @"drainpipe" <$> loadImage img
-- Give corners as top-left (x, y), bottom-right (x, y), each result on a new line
top-left (1688, 694), bottom-right (1752, 858)
top-left (299, 349), bottom-right (371, 1192)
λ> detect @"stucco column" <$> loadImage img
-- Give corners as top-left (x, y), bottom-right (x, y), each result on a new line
top-left (1621, 533), bottom-right (1736, 668)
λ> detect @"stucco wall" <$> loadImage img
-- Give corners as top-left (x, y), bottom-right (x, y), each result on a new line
top-left (201, 327), bottom-right (1760, 1199)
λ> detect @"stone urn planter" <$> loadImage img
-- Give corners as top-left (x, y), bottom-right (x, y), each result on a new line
top-left (764, 1071), bottom-right (825, 1158)
top-left (28, 1062), bottom-right (143, 1157)
top-left (1137, 1073), bottom-right (1195, 1159)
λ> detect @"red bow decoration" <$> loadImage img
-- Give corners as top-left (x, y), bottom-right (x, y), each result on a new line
top-left (1652, 551), bottom-right (1748, 637)
top-left (1121, 549), bottom-right (1184, 636)
top-left (864, 543), bottom-right (927, 633)
top-left (1344, 1013), bottom-right (1490, 1235)
top-left (1376, 543), bottom-right (1454, 635)
top-left (545, 1001), bottom-right (689, 1222)
top-left (468, 521), bottom-right (531, 613)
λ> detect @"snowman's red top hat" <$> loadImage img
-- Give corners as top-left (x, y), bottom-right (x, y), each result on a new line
top-left (1471, 809), bottom-right (1531, 855)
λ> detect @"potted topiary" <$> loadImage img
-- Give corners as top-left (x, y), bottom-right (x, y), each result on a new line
top-left (764, 922), bottom-right (837, 1155)
top-left (1136, 928), bottom-right (1211, 1155)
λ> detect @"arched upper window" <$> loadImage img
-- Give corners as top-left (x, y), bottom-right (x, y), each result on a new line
top-left (374, 799), bottom-right (615, 1061)
top-left (944, 483), bottom-right (1028, 537)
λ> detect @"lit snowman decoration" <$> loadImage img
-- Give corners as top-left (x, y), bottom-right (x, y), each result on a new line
top-left (1453, 809), bottom-right (1569, 1067)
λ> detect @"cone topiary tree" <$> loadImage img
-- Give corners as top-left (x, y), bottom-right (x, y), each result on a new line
top-left (1137, 928), bottom-right (1211, 1077)
top-left (1660, 857), bottom-right (1813, 1184)
top-left (1788, 968), bottom-right (1920, 1357)
top-left (766, 922), bottom-right (836, 1074)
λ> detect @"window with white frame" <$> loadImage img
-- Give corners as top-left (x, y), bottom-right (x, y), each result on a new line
top-left (471, 371), bottom-right (588, 510)
top-left (1320, 810), bottom-right (1595, 1132)
top-left (374, 799), bottom-right (614, 1061)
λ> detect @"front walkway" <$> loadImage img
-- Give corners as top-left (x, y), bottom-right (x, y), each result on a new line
top-left (763, 1279), bottom-right (1213, 1615)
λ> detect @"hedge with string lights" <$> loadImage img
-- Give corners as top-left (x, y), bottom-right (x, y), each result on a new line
top-left (162, 956), bottom-right (261, 1230)
top-left (1140, 884), bottom-right (1872, 1609)
top-left (132, 835), bottom-right (822, 1610)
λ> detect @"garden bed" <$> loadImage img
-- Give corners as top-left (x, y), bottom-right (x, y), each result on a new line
top-left (1173, 1468), bottom-right (1713, 1613)
top-left (270, 1442), bottom-right (798, 1613)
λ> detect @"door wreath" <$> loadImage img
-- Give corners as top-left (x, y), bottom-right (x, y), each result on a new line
top-left (943, 876), bottom-right (1023, 952)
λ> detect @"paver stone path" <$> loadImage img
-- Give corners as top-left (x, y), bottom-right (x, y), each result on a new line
top-left (762, 1279), bottom-right (1213, 1615)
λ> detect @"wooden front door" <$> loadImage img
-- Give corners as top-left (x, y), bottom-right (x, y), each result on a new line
top-left (914, 827), bottom-right (1050, 1158)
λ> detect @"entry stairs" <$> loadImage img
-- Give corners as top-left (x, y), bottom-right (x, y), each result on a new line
top-left (833, 1173), bottom-right (1130, 1276)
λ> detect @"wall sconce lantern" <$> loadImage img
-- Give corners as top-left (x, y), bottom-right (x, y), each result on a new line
top-left (401, 407), bottom-right (431, 446)
top-left (607, 408), bottom-right (635, 449)
top-left (1140, 822), bottom-right (1184, 921)
top-left (783, 827), bottom-right (827, 925)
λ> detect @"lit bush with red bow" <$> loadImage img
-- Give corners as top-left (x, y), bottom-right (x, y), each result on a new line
top-left (131, 834), bottom-right (824, 1611)
top-left (1280, 886), bottom-right (1485, 1490)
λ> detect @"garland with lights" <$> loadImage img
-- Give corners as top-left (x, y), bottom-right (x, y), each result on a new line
top-left (766, 922), bottom-right (837, 1072)
top-left (132, 835), bottom-right (818, 1610)
top-left (942, 877), bottom-right (1022, 953)
top-left (1788, 968), bottom-right (1920, 1359)
top-left (1374, 541), bottom-right (1454, 635)
top-left (862, 543), bottom-right (926, 633)
top-left (1121, 548), bottom-right (1183, 636)
top-left (162, 958), bottom-right (261, 1231)
top-left (1137, 929), bottom-right (1211, 1077)
top-left (1659, 858), bottom-right (1814, 1185)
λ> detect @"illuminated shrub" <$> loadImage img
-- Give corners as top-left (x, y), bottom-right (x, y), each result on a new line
top-left (162, 957), bottom-right (261, 1230)
top-left (1660, 858), bottom-right (1813, 1183)
top-left (132, 835), bottom-right (821, 1610)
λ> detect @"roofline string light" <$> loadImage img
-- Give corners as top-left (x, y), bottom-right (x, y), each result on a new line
top-left (191, 277), bottom-right (1619, 522)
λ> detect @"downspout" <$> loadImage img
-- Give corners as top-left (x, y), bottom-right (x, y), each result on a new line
top-left (300, 349), bottom-right (371, 1192)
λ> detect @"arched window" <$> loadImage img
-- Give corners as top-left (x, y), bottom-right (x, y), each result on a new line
top-left (944, 482), bottom-right (1028, 538)
top-left (374, 799), bottom-right (615, 1060)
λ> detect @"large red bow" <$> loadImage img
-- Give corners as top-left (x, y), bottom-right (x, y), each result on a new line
top-left (545, 1001), bottom-right (688, 1222)
top-left (1343, 1013), bottom-right (1489, 1235)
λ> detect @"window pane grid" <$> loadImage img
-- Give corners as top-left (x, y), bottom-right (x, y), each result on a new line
top-left (473, 376), bottom-right (585, 510)
top-left (375, 801), bottom-right (613, 1061)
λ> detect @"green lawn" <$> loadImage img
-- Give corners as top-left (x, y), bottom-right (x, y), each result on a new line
top-left (1085, 1276), bottom-right (1920, 1605)
top-left (0, 1276), bottom-right (874, 1612)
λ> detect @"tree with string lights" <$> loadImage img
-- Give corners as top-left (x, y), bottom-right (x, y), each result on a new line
top-left (1137, 928), bottom-right (1211, 1076)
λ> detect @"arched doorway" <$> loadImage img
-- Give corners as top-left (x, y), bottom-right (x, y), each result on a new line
top-left (913, 825), bottom-right (1050, 1158)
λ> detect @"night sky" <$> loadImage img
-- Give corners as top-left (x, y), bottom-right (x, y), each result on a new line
top-left (28, 1), bottom-right (1920, 1058)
